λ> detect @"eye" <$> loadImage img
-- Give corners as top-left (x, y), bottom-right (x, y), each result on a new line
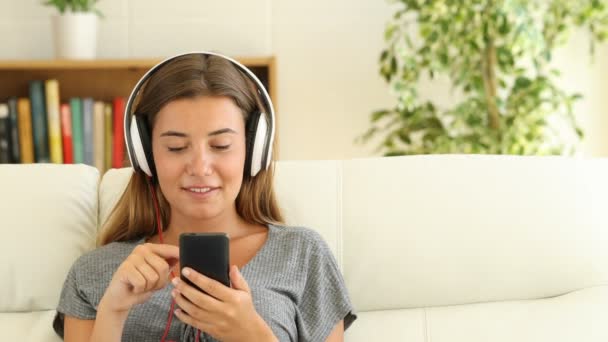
top-left (213, 145), bottom-right (231, 150)
top-left (168, 146), bottom-right (186, 152)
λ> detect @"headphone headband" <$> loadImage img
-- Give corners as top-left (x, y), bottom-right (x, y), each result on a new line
top-left (123, 51), bottom-right (276, 177)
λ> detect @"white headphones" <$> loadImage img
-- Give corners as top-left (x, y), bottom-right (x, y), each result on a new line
top-left (123, 51), bottom-right (276, 179)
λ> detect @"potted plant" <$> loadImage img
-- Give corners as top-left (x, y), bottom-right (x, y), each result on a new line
top-left (360, 0), bottom-right (608, 156)
top-left (42, 0), bottom-right (104, 59)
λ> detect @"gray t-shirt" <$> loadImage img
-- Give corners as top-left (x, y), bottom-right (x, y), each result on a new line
top-left (53, 224), bottom-right (357, 341)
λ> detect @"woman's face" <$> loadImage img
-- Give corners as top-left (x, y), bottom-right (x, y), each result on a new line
top-left (151, 95), bottom-right (247, 223)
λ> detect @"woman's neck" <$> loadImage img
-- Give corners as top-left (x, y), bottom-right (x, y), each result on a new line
top-left (157, 208), bottom-right (250, 246)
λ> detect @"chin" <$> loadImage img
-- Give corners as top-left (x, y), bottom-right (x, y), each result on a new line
top-left (183, 205), bottom-right (223, 221)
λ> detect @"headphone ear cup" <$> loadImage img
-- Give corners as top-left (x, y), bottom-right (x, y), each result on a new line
top-left (245, 111), bottom-right (267, 178)
top-left (130, 115), bottom-right (156, 177)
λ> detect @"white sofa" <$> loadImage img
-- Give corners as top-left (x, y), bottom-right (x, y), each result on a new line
top-left (1, 155), bottom-right (607, 341)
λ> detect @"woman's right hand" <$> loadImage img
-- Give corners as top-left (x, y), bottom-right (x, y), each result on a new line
top-left (100, 243), bottom-right (179, 313)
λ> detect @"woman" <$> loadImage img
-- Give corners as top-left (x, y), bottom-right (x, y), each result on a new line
top-left (53, 52), bottom-right (357, 342)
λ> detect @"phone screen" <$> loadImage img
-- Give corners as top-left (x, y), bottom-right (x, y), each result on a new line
top-left (179, 232), bottom-right (230, 290)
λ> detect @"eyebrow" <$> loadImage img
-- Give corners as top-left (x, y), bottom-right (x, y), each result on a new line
top-left (159, 128), bottom-right (237, 138)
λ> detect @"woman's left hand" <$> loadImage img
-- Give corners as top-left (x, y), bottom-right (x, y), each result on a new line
top-left (171, 265), bottom-right (276, 342)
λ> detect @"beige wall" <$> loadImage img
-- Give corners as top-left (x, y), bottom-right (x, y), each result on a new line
top-left (1, 0), bottom-right (606, 160)
top-left (553, 29), bottom-right (608, 157)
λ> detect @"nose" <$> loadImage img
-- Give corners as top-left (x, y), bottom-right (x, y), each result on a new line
top-left (186, 145), bottom-right (213, 176)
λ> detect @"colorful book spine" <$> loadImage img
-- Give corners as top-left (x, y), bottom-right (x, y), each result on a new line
top-left (70, 98), bottom-right (84, 164)
top-left (7, 97), bottom-right (20, 163)
top-left (29, 80), bottom-right (50, 163)
top-left (93, 101), bottom-right (105, 172)
top-left (0, 104), bottom-right (9, 163)
top-left (82, 98), bottom-right (94, 166)
top-left (60, 103), bottom-right (73, 164)
top-left (45, 79), bottom-right (63, 163)
top-left (112, 97), bottom-right (126, 168)
top-left (17, 98), bottom-right (34, 163)
top-left (104, 103), bottom-right (113, 170)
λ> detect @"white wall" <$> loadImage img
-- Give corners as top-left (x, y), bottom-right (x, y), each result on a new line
top-left (1, 0), bottom-right (606, 160)
top-left (553, 30), bottom-right (608, 157)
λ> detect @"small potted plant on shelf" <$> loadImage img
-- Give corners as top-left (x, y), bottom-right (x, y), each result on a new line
top-left (42, 0), bottom-right (104, 59)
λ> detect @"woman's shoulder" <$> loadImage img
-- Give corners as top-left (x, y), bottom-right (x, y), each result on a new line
top-left (270, 223), bottom-right (324, 240)
top-left (268, 224), bottom-right (331, 252)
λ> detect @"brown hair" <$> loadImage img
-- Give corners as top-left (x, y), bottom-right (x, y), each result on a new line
top-left (99, 54), bottom-right (284, 245)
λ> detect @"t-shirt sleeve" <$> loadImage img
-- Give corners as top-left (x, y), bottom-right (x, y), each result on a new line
top-left (296, 230), bottom-right (357, 341)
top-left (52, 257), bottom-right (97, 338)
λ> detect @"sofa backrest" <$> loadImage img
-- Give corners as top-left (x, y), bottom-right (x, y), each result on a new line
top-left (0, 164), bottom-right (99, 342)
top-left (336, 155), bottom-right (608, 310)
top-left (275, 155), bottom-right (608, 341)
top-left (99, 155), bottom-right (608, 309)
top-left (2, 155), bottom-right (608, 341)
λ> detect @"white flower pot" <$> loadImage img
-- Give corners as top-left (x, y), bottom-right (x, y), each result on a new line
top-left (52, 12), bottom-right (98, 59)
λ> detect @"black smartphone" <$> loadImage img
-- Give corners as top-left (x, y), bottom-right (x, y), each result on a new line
top-left (179, 232), bottom-right (230, 291)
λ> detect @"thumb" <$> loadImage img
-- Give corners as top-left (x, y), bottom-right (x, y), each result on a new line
top-left (229, 265), bottom-right (250, 293)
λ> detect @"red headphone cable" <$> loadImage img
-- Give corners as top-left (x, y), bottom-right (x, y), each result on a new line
top-left (147, 177), bottom-right (201, 342)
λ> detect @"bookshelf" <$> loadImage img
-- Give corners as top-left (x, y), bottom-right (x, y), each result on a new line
top-left (0, 56), bottom-right (277, 169)
top-left (0, 56), bottom-right (276, 107)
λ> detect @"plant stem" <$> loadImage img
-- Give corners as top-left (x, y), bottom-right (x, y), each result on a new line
top-left (482, 37), bottom-right (500, 130)
top-left (481, 0), bottom-right (500, 131)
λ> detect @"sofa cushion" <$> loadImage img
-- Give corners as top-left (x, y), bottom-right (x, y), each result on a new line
top-left (273, 160), bottom-right (343, 264)
top-left (341, 155), bottom-right (608, 311)
top-left (345, 285), bottom-right (608, 342)
top-left (0, 164), bottom-right (99, 313)
top-left (344, 307), bottom-right (426, 341)
top-left (1, 311), bottom-right (62, 342)
top-left (98, 167), bottom-right (132, 229)
top-left (424, 285), bottom-right (608, 342)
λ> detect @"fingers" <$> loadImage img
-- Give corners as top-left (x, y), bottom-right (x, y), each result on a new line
top-left (170, 269), bottom-right (257, 340)
top-left (141, 243), bottom-right (180, 276)
top-left (145, 243), bottom-right (180, 261)
top-left (171, 287), bottom-right (210, 320)
top-left (142, 252), bottom-right (174, 286)
top-left (107, 242), bottom-right (180, 312)
top-left (133, 259), bottom-right (159, 290)
top-left (180, 268), bottom-right (231, 301)
top-left (229, 265), bottom-right (250, 293)
top-left (124, 263), bottom-right (148, 294)
top-left (173, 307), bottom-right (205, 333)
top-left (126, 243), bottom-right (179, 293)
top-left (172, 277), bottom-right (221, 312)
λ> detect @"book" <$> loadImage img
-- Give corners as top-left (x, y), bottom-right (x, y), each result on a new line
top-left (17, 98), bottom-right (34, 163)
top-left (0, 104), bottom-right (9, 163)
top-left (29, 80), bottom-right (50, 163)
top-left (45, 79), bottom-right (63, 163)
top-left (60, 103), bottom-right (73, 164)
top-left (104, 103), bottom-right (113, 171)
top-left (93, 101), bottom-right (105, 172)
top-left (70, 98), bottom-right (84, 164)
top-left (7, 97), bottom-right (20, 163)
top-left (82, 98), bottom-right (94, 166)
top-left (112, 97), bottom-right (126, 168)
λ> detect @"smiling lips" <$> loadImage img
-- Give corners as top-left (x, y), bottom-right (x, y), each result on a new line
top-left (183, 186), bottom-right (218, 194)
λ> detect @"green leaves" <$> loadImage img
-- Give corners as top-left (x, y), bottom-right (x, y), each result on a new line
top-left (43, 0), bottom-right (66, 13)
top-left (42, 0), bottom-right (104, 18)
top-left (359, 0), bottom-right (608, 156)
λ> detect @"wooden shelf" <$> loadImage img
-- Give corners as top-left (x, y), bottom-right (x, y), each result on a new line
top-left (0, 56), bottom-right (275, 69)
top-left (0, 56), bottom-right (277, 104)
top-left (0, 55), bottom-right (279, 168)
